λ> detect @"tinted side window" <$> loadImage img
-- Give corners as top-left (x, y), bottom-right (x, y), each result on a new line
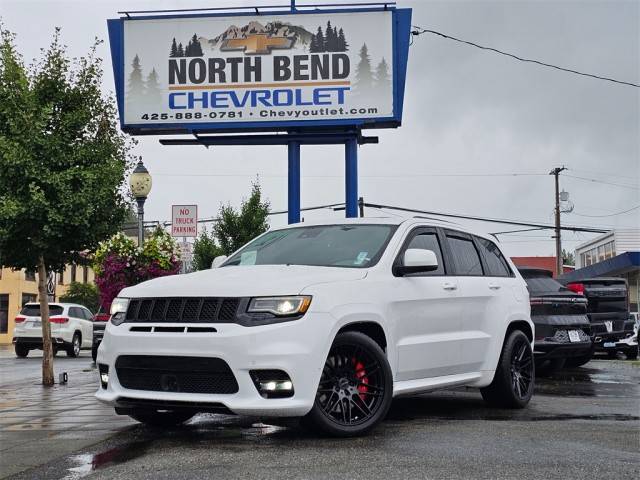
top-left (406, 232), bottom-right (445, 275)
top-left (447, 235), bottom-right (483, 276)
top-left (69, 307), bottom-right (81, 318)
top-left (477, 238), bottom-right (512, 277)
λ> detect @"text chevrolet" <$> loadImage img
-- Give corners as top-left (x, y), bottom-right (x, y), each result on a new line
top-left (96, 219), bottom-right (534, 436)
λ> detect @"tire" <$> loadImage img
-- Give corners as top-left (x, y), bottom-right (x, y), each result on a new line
top-left (91, 344), bottom-right (98, 363)
top-left (67, 333), bottom-right (81, 358)
top-left (625, 348), bottom-right (638, 360)
top-left (15, 344), bottom-right (29, 358)
top-left (565, 352), bottom-right (592, 368)
top-left (481, 330), bottom-right (534, 409)
top-left (606, 350), bottom-right (618, 359)
top-left (535, 358), bottom-right (566, 377)
top-left (129, 410), bottom-right (194, 427)
top-left (303, 331), bottom-right (393, 437)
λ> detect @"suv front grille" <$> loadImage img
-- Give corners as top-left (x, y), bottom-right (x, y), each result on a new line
top-left (115, 355), bottom-right (239, 394)
top-left (125, 297), bottom-right (240, 323)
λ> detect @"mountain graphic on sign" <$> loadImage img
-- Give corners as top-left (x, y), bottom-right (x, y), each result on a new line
top-left (199, 20), bottom-right (313, 51)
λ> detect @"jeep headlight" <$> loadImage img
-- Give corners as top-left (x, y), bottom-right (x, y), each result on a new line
top-left (247, 296), bottom-right (311, 317)
top-left (110, 297), bottom-right (130, 326)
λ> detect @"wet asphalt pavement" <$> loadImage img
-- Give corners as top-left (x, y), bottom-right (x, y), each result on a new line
top-left (1, 351), bottom-right (638, 480)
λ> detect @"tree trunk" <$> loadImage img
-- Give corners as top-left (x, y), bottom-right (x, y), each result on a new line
top-left (38, 255), bottom-right (55, 386)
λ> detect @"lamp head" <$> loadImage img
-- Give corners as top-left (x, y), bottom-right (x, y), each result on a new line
top-left (129, 161), bottom-right (152, 198)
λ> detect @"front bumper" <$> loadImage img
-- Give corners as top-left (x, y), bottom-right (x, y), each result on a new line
top-left (95, 312), bottom-right (336, 417)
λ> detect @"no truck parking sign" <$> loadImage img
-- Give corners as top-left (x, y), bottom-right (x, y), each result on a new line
top-left (171, 205), bottom-right (198, 237)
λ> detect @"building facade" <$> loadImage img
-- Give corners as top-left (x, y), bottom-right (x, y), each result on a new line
top-left (561, 229), bottom-right (640, 312)
top-left (0, 265), bottom-right (95, 345)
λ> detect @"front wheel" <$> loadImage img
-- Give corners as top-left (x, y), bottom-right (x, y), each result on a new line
top-left (303, 331), bottom-right (393, 437)
top-left (625, 347), bottom-right (638, 360)
top-left (129, 410), bottom-right (195, 427)
top-left (481, 330), bottom-right (534, 409)
top-left (565, 352), bottom-right (592, 368)
top-left (91, 344), bottom-right (98, 363)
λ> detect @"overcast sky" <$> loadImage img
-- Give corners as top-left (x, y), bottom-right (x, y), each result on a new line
top-left (1, 0), bottom-right (638, 258)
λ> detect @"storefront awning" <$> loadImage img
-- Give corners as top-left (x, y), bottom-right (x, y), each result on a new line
top-left (559, 251), bottom-right (640, 282)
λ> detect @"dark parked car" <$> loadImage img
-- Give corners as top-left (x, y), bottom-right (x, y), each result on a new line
top-left (564, 277), bottom-right (634, 361)
top-left (92, 309), bottom-right (110, 362)
top-left (518, 267), bottom-right (592, 374)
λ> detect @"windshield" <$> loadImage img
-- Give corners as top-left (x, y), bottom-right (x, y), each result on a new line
top-left (521, 273), bottom-right (569, 294)
top-left (20, 305), bottom-right (64, 316)
top-left (223, 224), bottom-right (397, 269)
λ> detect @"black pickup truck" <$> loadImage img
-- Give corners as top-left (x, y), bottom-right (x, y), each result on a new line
top-left (563, 277), bottom-right (635, 364)
top-left (518, 267), bottom-right (592, 375)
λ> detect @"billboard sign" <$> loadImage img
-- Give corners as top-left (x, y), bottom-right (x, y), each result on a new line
top-left (171, 205), bottom-right (198, 237)
top-left (107, 7), bottom-right (411, 134)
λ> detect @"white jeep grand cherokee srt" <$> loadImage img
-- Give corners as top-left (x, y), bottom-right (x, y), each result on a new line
top-left (96, 218), bottom-right (534, 436)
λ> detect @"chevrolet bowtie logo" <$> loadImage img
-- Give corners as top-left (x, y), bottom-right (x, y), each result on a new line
top-left (220, 34), bottom-right (293, 55)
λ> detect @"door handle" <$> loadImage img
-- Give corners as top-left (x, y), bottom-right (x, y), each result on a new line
top-left (442, 282), bottom-right (457, 291)
top-left (488, 283), bottom-right (501, 290)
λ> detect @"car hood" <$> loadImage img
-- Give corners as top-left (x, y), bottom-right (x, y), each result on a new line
top-left (118, 264), bottom-right (367, 298)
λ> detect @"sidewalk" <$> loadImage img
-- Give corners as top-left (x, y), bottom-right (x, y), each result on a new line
top-left (0, 346), bottom-right (135, 478)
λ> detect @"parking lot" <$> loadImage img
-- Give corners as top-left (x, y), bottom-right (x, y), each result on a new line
top-left (0, 346), bottom-right (638, 480)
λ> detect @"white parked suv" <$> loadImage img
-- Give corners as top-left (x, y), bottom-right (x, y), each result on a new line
top-left (96, 218), bottom-right (534, 436)
top-left (13, 303), bottom-right (94, 358)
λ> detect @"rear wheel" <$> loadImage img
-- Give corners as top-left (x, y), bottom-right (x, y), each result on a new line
top-left (15, 344), bottom-right (29, 358)
top-left (481, 330), bottom-right (534, 408)
top-left (129, 410), bottom-right (194, 427)
top-left (303, 331), bottom-right (393, 437)
top-left (66, 333), bottom-right (81, 358)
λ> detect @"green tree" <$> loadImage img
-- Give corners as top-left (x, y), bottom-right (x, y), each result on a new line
top-left (60, 282), bottom-right (100, 313)
top-left (0, 28), bottom-right (134, 386)
top-left (562, 248), bottom-right (575, 266)
top-left (214, 182), bottom-right (270, 255)
top-left (192, 227), bottom-right (223, 271)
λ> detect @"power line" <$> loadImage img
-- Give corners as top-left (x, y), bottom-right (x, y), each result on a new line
top-left (569, 205), bottom-right (640, 218)
top-left (562, 174), bottom-right (640, 190)
top-left (154, 172), bottom-right (548, 178)
top-left (410, 27), bottom-right (640, 88)
top-left (362, 201), bottom-right (608, 234)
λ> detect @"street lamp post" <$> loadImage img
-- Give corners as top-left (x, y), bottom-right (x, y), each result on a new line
top-left (129, 161), bottom-right (152, 247)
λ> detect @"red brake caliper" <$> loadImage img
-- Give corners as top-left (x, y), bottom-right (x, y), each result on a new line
top-left (352, 358), bottom-right (368, 401)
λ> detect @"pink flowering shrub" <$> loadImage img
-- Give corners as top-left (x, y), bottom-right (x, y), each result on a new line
top-left (93, 229), bottom-right (180, 310)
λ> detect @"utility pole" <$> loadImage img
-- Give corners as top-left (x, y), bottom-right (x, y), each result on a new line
top-left (550, 166), bottom-right (567, 277)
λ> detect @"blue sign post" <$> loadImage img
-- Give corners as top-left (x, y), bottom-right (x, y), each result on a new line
top-left (108, 2), bottom-right (411, 223)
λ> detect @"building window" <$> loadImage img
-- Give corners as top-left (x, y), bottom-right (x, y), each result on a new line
top-left (22, 293), bottom-right (37, 306)
top-left (58, 270), bottom-right (64, 285)
top-left (71, 264), bottom-right (77, 283)
top-left (25, 270), bottom-right (36, 282)
top-left (604, 242), bottom-right (613, 260)
top-left (597, 245), bottom-right (605, 262)
top-left (83, 266), bottom-right (88, 284)
top-left (0, 294), bottom-right (8, 334)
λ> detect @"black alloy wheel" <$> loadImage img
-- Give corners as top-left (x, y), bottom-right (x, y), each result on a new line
top-left (304, 331), bottom-right (393, 437)
top-left (481, 330), bottom-right (534, 408)
top-left (510, 336), bottom-right (534, 399)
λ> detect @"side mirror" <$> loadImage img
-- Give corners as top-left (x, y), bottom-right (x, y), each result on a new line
top-left (393, 249), bottom-right (439, 276)
top-left (211, 255), bottom-right (228, 269)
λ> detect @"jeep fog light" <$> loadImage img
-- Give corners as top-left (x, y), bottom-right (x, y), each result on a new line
top-left (250, 370), bottom-right (294, 398)
top-left (98, 364), bottom-right (109, 389)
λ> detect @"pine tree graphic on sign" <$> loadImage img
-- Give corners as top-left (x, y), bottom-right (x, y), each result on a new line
top-left (126, 54), bottom-right (146, 112)
top-left (354, 43), bottom-right (374, 92)
top-left (145, 68), bottom-right (161, 105)
top-left (170, 38), bottom-right (178, 57)
top-left (374, 57), bottom-right (391, 92)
